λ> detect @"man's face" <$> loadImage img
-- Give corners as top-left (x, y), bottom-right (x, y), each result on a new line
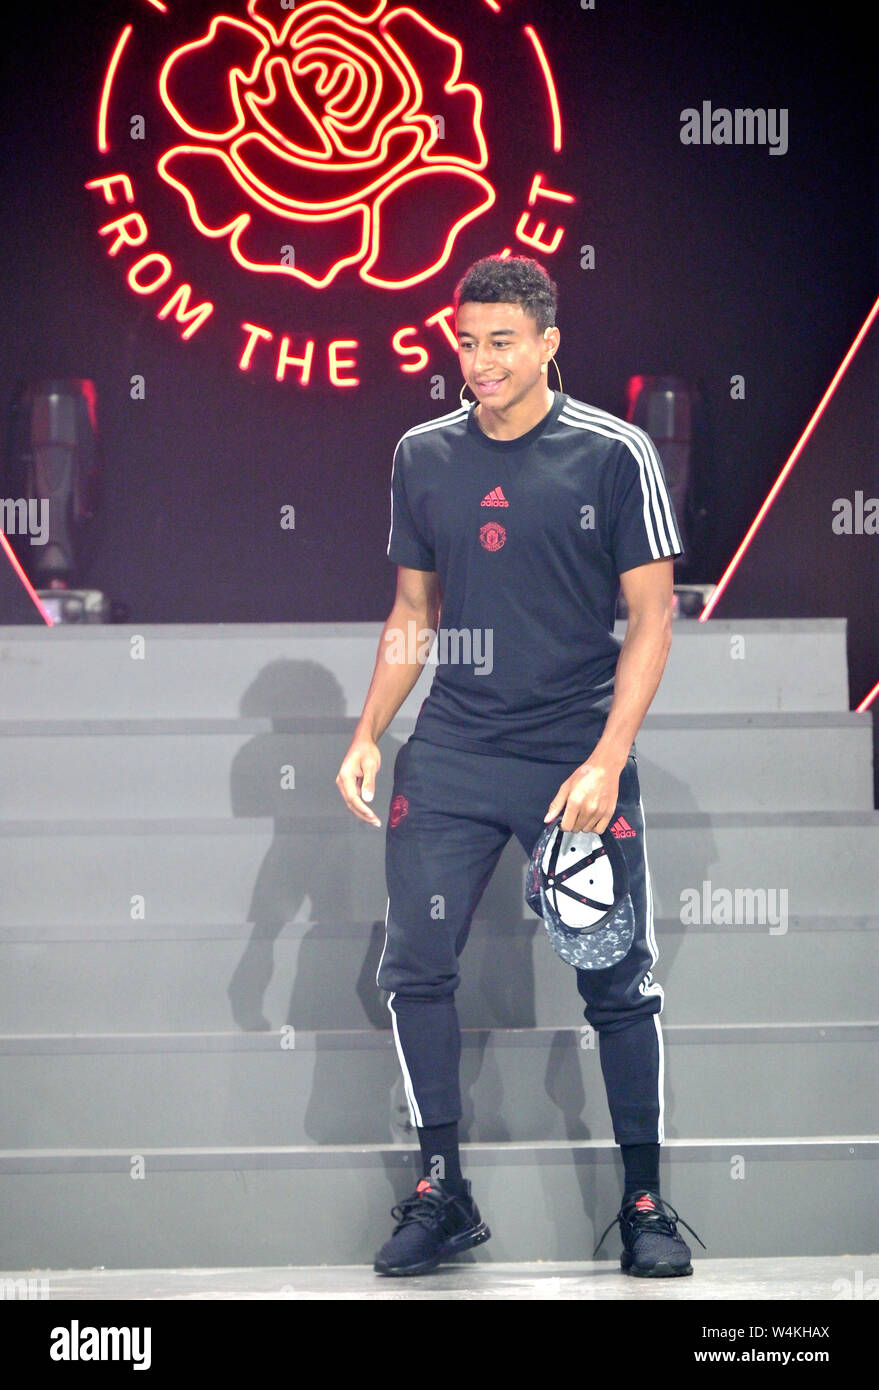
top-left (455, 300), bottom-right (554, 413)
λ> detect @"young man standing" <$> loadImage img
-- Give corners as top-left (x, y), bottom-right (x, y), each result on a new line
top-left (336, 254), bottom-right (699, 1279)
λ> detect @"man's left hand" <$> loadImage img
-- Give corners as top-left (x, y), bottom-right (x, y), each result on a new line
top-left (544, 760), bottom-right (621, 834)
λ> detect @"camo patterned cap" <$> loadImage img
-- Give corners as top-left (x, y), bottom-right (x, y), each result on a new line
top-left (526, 815), bottom-right (635, 970)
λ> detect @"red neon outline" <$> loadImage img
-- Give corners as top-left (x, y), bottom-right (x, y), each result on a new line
top-left (523, 25), bottom-right (562, 153)
top-left (0, 531), bottom-right (54, 626)
top-left (239, 322), bottom-right (273, 371)
top-left (230, 215), bottom-right (369, 286)
top-left (85, 172), bottom-right (135, 206)
top-left (700, 294), bottom-right (879, 623)
top-left (528, 172), bottom-right (574, 205)
top-left (98, 211), bottom-right (149, 256)
top-left (230, 126), bottom-right (424, 210)
top-left (328, 338), bottom-right (360, 386)
top-left (98, 25), bottom-right (133, 153)
top-left (158, 9), bottom-right (489, 166)
top-left (159, 17), bottom-right (271, 143)
top-left (290, 24), bottom-right (404, 143)
top-left (483, 0), bottom-right (502, 12)
top-left (392, 326), bottom-right (429, 372)
top-left (856, 680), bottom-right (879, 713)
top-left (360, 165), bottom-right (495, 287)
top-left (155, 4), bottom-right (493, 288)
top-left (379, 8), bottom-right (489, 169)
top-left (425, 305), bottom-right (456, 349)
top-left (515, 208), bottom-right (564, 254)
top-left (246, 54), bottom-right (341, 158)
top-left (144, 0), bottom-right (168, 12)
top-left (126, 253), bottom-right (174, 294)
top-left (246, 0), bottom-right (388, 49)
top-left (157, 146), bottom-right (371, 289)
top-left (156, 284), bottom-right (215, 340)
top-left (275, 336), bottom-right (315, 384)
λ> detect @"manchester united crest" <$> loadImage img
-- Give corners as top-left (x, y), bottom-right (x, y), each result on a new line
top-left (479, 521), bottom-right (506, 551)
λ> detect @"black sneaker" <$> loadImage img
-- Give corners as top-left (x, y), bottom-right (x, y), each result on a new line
top-left (594, 1189), bottom-right (705, 1277)
top-left (374, 1177), bottom-right (491, 1276)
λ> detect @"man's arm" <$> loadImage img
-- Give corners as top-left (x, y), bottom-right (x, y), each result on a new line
top-left (589, 557), bottom-right (675, 772)
top-left (336, 565), bottom-right (440, 827)
top-left (544, 558), bottom-right (675, 833)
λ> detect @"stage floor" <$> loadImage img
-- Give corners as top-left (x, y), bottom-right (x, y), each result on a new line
top-left (7, 1255), bottom-right (877, 1300)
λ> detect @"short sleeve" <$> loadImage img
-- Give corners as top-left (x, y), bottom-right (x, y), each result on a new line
top-left (386, 440), bottom-right (436, 571)
top-left (610, 428), bottom-right (684, 574)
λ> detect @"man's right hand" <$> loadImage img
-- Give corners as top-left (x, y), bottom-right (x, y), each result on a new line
top-left (336, 737), bottom-right (382, 827)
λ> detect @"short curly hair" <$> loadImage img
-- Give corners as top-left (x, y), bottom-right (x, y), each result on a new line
top-left (453, 255), bottom-right (558, 333)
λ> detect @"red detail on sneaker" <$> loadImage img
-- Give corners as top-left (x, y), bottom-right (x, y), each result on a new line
top-left (480, 486), bottom-right (509, 506)
top-left (416, 1179), bottom-right (434, 1195)
top-left (479, 521), bottom-right (506, 551)
top-left (610, 815), bottom-right (636, 838)
top-left (634, 1195), bottom-right (655, 1211)
top-left (389, 793), bottom-right (409, 827)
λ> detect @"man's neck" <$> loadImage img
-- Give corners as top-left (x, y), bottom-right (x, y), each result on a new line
top-left (475, 388), bottom-right (556, 440)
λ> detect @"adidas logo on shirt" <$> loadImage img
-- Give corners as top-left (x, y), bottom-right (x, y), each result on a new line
top-left (480, 487), bottom-right (508, 507)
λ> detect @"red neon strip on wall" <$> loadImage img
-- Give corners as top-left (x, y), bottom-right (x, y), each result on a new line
top-left (0, 531), bottom-right (55, 626)
top-left (98, 25), bottom-right (133, 154)
top-left (523, 25), bottom-right (562, 152)
top-left (700, 294), bottom-right (879, 622)
top-left (856, 679), bottom-right (879, 712)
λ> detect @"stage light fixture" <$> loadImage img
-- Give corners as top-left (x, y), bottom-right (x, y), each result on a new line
top-left (6, 378), bottom-right (111, 624)
top-left (626, 374), bottom-right (695, 565)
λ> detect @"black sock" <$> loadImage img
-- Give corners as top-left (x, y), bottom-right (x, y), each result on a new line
top-left (417, 1122), bottom-right (466, 1195)
top-left (621, 1142), bottom-right (661, 1197)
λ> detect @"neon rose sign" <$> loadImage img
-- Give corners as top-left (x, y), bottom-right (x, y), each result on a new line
top-left (87, 0), bottom-right (576, 387)
top-left (157, 3), bottom-right (494, 287)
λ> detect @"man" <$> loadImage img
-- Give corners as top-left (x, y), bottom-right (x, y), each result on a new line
top-left (336, 254), bottom-right (700, 1279)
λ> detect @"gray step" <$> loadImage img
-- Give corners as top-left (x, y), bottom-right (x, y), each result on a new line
top-left (0, 1139), bottom-right (875, 1265)
top-left (13, 1254), bottom-right (879, 1301)
top-left (1, 1025), bottom-right (874, 1147)
top-left (1, 916), bottom-right (876, 1032)
top-left (0, 619), bottom-right (852, 718)
top-left (1, 712), bottom-right (872, 818)
top-left (636, 714), bottom-right (873, 811)
top-left (0, 814), bottom-right (876, 926)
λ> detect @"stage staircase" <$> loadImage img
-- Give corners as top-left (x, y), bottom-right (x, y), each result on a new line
top-left (0, 618), bottom-right (876, 1267)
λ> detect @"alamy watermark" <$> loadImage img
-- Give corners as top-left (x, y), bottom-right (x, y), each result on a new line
top-left (1, 1275), bottom-right (50, 1300)
top-left (680, 880), bottom-right (789, 935)
top-left (831, 492), bottom-right (879, 535)
top-left (49, 1322), bottom-right (151, 1370)
top-left (680, 102), bottom-right (788, 156)
top-left (0, 497), bottom-right (49, 544)
top-left (384, 620), bottom-right (493, 675)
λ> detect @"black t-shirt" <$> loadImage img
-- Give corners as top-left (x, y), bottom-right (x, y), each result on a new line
top-left (386, 390), bottom-right (683, 762)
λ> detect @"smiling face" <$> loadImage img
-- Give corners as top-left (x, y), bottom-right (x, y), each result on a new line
top-left (455, 300), bottom-right (559, 427)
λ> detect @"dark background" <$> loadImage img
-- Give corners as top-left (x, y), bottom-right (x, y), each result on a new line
top-left (0, 1), bottom-right (875, 694)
